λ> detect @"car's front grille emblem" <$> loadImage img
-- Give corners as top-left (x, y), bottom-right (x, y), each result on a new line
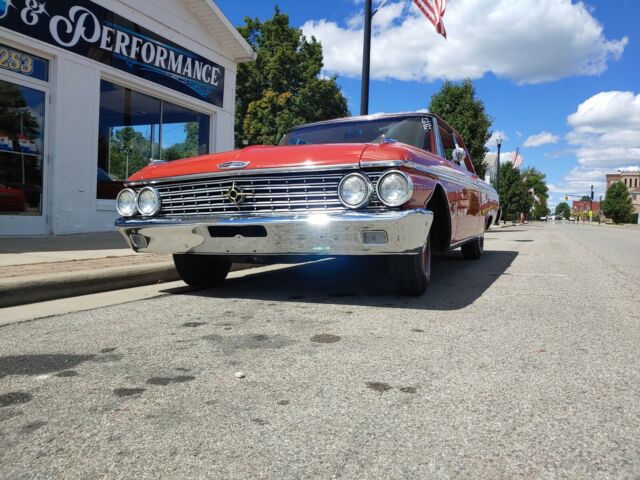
top-left (225, 182), bottom-right (245, 206)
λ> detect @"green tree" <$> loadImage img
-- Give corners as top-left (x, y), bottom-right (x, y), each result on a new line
top-left (532, 200), bottom-right (550, 220)
top-left (428, 79), bottom-right (492, 178)
top-left (496, 162), bottom-right (528, 222)
top-left (555, 202), bottom-right (571, 220)
top-left (163, 122), bottom-right (200, 161)
top-left (108, 127), bottom-right (151, 180)
top-left (602, 181), bottom-right (634, 224)
top-left (235, 8), bottom-right (349, 147)
top-left (522, 167), bottom-right (549, 220)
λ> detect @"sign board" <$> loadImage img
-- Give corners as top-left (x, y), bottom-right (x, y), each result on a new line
top-left (0, 0), bottom-right (225, 107)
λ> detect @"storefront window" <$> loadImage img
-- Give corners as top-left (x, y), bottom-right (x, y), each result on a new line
top-left (97, 80), bottom-right (210, 199)
top-left (0, 79), bottom-right (45, 215)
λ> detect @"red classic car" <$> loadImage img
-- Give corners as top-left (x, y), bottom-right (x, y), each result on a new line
top-left (115, 113), bottom-right (498, 295)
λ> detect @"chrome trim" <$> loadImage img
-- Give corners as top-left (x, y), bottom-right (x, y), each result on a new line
top-left (376, 170), bottom-right (414, 207)
top-left (449, 234), bottom-right (484, 250)
top-left (136, 186), bottom-right (161, 216)
top-left (338, 172), bottom-right (373, 209)
top-left (218, 161), bottom-right (251, 170)
top-left (116, 188), bottom-right (138, 217)
top-left (125, 163), bottom-right (362, 186)
top-left (116, 209), bottom-right (434, 256)
top-left (360, 159), bottom-right (498, 197)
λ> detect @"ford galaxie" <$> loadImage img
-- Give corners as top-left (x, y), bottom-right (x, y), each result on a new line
top-left (116, 113), bottom-right (499, 295)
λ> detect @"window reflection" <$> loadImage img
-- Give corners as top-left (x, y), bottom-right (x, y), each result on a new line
top-left (0, 79), bottom-right (45, 216)
top-left (97, 80), bottom-right (210, 199)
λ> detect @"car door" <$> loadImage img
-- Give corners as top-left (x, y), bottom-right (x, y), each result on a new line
top-left (451, 132), bottom-right (484, 237)
top-left (434, 122), bottom-right (476, 242)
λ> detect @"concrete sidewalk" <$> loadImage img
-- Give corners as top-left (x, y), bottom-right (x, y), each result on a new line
top-left (0, 231), bottom-right (179, 308)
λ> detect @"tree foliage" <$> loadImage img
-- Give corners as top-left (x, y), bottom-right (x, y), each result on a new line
top-left (235, 8), bottom-right (349, 147)
top-left (496, 162), bottom-right (528, 221)
top-left (555, 202), bottom-right (571, 220)
top-left (602, 181), bottom-right (634, 224)
top-left (522, 167), bottom-right (549, 219)
top-left (428, 79), bottom-right (492, 178)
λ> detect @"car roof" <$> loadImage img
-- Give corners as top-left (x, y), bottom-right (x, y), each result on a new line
top-left (286, 112), bottom-right (449, 132)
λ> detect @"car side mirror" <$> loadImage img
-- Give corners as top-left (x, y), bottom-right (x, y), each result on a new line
top-left (452, 147), bottom-right (466, 165)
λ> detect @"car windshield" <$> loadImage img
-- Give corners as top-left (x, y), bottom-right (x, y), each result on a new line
top-left (279, 116), bottom-right (432, 150)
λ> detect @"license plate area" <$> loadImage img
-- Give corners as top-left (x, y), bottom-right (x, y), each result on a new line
top-left (208, 226), bottom-right (267, 238)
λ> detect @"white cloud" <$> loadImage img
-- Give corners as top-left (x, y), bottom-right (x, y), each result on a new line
top-left (566, 91), bottom-right (640, 169)
top-left (551, 91), bottom-right (640, 199)
top-left (515, 131), bottom-right (523, 138)
top-left (485, 131), bottom-right (508, 149)
top-left (302, 0), bottom-right (627, 84)
top-left (523, 131), bottom-right (559, 148)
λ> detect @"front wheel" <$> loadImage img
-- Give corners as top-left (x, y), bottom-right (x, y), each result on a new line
top-left (461, 236), bottom-right (484, 260)
top-left (173, 254), bottom-right (231, 287)
top-left (387, 235), bottom-right (431, 296)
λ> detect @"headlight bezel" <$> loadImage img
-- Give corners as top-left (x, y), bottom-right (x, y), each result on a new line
top-left (338, 172), bottom-right (373, 209)
top-left (376, 169), bottom-right (414, 207)
top-left (116, 188), bottom-right (138, 217)
top-left (136, 186), bottom-right (161, 216)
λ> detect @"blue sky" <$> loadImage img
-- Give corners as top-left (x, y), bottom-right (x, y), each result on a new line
top-left (217, 0), bottom-right (640, 207)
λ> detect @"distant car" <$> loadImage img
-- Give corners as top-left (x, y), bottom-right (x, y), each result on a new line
top-left (0, 184), bottom-right (27, 212)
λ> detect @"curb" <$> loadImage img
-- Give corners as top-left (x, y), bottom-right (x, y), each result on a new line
top-left (0, 262), bottom-right (257, 309)
top-left (0, 262), bottom-right (180, 309)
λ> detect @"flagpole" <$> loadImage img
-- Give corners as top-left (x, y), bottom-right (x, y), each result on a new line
top-left (360, 0), bottom-right (372, 115)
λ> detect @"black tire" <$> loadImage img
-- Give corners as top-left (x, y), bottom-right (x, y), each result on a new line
top-left (461, 236), bottom-right (484, 260)
top-left (387, 235), bottom-right (431, 296)
top-left (173, 254), bottom-right (231, 287)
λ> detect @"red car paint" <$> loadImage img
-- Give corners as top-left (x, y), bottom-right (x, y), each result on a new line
top-left (127, 114), bottom-right (498, 245)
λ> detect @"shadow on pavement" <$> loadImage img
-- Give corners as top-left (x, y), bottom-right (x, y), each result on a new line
top-left (170, 249), bottom-right (518, 311)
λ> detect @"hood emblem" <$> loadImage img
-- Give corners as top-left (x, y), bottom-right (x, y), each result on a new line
top-left (225, 182), bottom-right (246, 206)
top-left (218, 161), bottom-right (250, 170)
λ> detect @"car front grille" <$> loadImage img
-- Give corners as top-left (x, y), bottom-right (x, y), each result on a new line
top-left (154, 169), bottom-right (388, 216)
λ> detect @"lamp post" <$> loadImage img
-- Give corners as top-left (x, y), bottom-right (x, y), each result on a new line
top-left (360, 0), bottom-right (373, 115)
top-left (496, 136), bottom-right (502, 224)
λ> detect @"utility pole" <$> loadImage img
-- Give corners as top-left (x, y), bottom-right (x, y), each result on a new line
top-left (496, 136), bottom-right (502, 225)
top-left (360, 0), bottom-right (373, 115)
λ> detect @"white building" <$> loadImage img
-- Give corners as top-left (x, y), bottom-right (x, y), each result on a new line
top-left (0, 0), bottom-right (254, 235)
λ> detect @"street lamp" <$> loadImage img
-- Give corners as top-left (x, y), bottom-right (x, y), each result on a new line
top-left (496, 136), bottom-right (502, 224)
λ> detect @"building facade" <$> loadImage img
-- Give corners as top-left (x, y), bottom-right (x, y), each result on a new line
top-left (606, 171), bottom-right (640, 215)
top-left (0, 0), bottom-right (254, 236)
top-left (572, 200), bottom-right (600, 215)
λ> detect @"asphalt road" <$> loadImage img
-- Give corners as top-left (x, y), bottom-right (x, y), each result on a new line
top-left (1, 223), bottom-right (638, 479)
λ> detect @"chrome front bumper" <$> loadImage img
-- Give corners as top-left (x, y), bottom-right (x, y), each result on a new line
top-left (115, 209), bottom-right (433, 256)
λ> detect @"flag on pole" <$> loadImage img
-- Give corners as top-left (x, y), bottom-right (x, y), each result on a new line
top-left (511, 149), bottom-right (523, 169)
top-left (413, 0), bottom-right (447, 38)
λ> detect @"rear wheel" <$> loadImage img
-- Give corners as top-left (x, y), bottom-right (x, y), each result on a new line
top-left (387, 235), bottom-right (431, 296)
top-left (461, 236), bottom-right (484, 260)
top-left (173, 254), bottom-right (231, 287)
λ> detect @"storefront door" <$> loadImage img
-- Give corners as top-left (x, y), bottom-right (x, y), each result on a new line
top-left (0, 63), bottom-right (49, 235)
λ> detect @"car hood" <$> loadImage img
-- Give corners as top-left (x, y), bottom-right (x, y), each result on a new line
top-left (127, 144), bottom-right (374, 182)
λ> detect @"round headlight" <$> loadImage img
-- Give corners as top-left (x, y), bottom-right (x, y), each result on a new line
top-left (376, 170), bottom-right (413, 207)
top-left (136, 187), bottom-right (161, 216)
top-left (338, 173), bottom-right (372, 209)
top-left (116, 189), bottom-right (137, 217)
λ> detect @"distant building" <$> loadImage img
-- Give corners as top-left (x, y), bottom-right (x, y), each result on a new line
top-left (606, 171), bottom-right (640, 215)
top-left (572, 200), bottom-right (600, 214)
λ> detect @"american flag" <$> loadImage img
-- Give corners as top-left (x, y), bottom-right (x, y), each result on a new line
top-left (511, 149), bottom-right (523, 169)
top-left (413, 0), bottom-right (447, 38)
